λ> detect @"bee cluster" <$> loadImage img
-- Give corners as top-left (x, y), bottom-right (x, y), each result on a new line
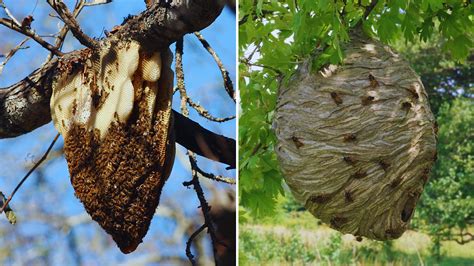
top-left (50, 40), bottom-right (175, 253)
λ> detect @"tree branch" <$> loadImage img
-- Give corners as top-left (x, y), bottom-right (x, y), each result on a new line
top-left (0, 0), bottom-right (223, 135)
top-left (185, 223), bottom-right (206, 265)
top-left (176, 37), bottom-right (220, 265)
top-left (0, 18), bottom-right (64, 56)
top-left (0, 60), bottom-right (58, 138)
top-left (0, 37), bottom-right (29, 75)
top-left (173, 111), bottom-right (235, 169)
top-left (118, 0), bottom-right (225, 51)
top-left (46, 0), bottom-right (99, 48)
top-left (0, 0), bottom-right (233, 166)
top-left (194, 31), bottom-right (235, 101)
top-left (0, 0), bottom-right (21, 26)
top-left (363, 0), bottom-right (378, 19)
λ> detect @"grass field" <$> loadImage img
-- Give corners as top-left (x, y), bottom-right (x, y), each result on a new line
top-left (239, 212), bottom-right (474, 265)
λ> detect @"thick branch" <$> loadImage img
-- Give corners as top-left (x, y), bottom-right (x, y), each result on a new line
top-left (0, 60), bottom-right (57, 137)
top-left (173, 111), bottom-right (235, 169)
top-left (0, 0), bottom-right (223, 134)
top-left (113, 0), bottom-right (225, 51)
top-left (0, 0), bottom-right (232, 166)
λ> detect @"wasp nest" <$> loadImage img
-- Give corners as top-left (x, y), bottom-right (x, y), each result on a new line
top-left (274, 28), bottom-right (437, 241)
top-left (50, 40), bottom-right (175, 253)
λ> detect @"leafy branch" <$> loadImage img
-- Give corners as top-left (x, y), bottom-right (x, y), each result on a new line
top-left (238, 0), bottom-right (473, 218)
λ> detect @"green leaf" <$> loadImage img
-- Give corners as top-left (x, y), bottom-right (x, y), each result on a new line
top-left (445, 35), bottom-right (472, 61)
top-left (419, 18), bottom-right (435, 42)
top-left (256, 0), bottom-right (264, 16)
top-left (429, 0), bottom-right (444, 11)
top-left (378, 14), bottom-right (399, 43)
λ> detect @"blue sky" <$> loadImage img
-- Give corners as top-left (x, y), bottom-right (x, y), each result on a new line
top-left (0, 1), bottom-right (235, 264)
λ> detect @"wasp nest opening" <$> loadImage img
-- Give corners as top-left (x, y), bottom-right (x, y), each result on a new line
top-left (274, 27), bottom-right (437, 241)
top-left (50, 40), bottom-right (175, 253)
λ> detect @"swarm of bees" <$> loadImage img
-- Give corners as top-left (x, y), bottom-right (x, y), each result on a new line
top-left (50, 40), bottom-right (175, 253)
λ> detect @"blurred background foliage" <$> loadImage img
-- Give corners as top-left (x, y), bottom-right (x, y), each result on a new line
top-left (239, 0), bottom-right (473, 264)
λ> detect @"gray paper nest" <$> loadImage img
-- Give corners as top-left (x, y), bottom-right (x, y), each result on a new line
top-left (274, 28), bottom-right (437, 241)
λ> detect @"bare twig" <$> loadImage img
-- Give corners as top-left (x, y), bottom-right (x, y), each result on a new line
top-left (47, 0), bottom-right (99, 48)
top-left (244, 41), bottom-right (261, 63)
top-left (194, 31), bottom-right (235, 102)
top-left (0, 18), bottom-right (63, 56)
top-left (197, 170), bottom-right (235, 184)
top-left (176, 38), bottom-right (219, 265)
top-left (176, 37), bottom-right (235, 122)
top-left (0, 38), bottom-right (29, 75)
top-left (45, 0), bottom-right (110, 61)
top-left (0, 133), bottom-right (60, 214)
top-left (185, 223), bottom-right (206, 266)
top-left (242, 60), bottom-right (283, 75)
top-left (186, 96), bottom-right (236, 122)
top-left (176, 38), bottom-right (189, 116)
top-left (182, 163), bottom-right (219, 266)
top-left (46, 0), bottom-right (85, 61)
top-left (0, 0), bottom-right (21, 26)
top-left (190, 159), bottom-right (235, 184)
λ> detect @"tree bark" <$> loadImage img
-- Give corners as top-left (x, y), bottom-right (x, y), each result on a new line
top-left (174, 111), bottom-right (235, 168)
top-left (0, 0), bottom-right (235, 167)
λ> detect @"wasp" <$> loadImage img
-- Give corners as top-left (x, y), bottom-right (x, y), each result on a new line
top-left (330, 92), bottom-right (343, 105)
top-left (291, 136), bottom-right (304, 148)
top-left (361, 96), bottom-right (375, 106)
top-left (389, 177), bottom-right (402, 188)
top-left (368, 74), bottom-right (379, 88)
top-left (309, 194), bottom-right (331, 204)
top-left (343, 156), bottom-right (356, 165)
top-left (379, 160), bottom-right (390, 171)
top-left (351, 171), bottom-right (366, 179)
top-left (343, 133), bottom-right (357, 142)
top-left (344, 190), bottom-right (354, 203)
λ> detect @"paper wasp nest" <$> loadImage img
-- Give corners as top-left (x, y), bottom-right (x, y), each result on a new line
top-left (274, 28), bottom-right (437, 241)
top-left (50, 40), bottom-right (175, 253)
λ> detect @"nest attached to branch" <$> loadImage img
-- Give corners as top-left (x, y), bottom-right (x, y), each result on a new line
top-left (274, 28), bottom-right (437, 241)
top-left (50, 40), bottom-right (175, 253)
